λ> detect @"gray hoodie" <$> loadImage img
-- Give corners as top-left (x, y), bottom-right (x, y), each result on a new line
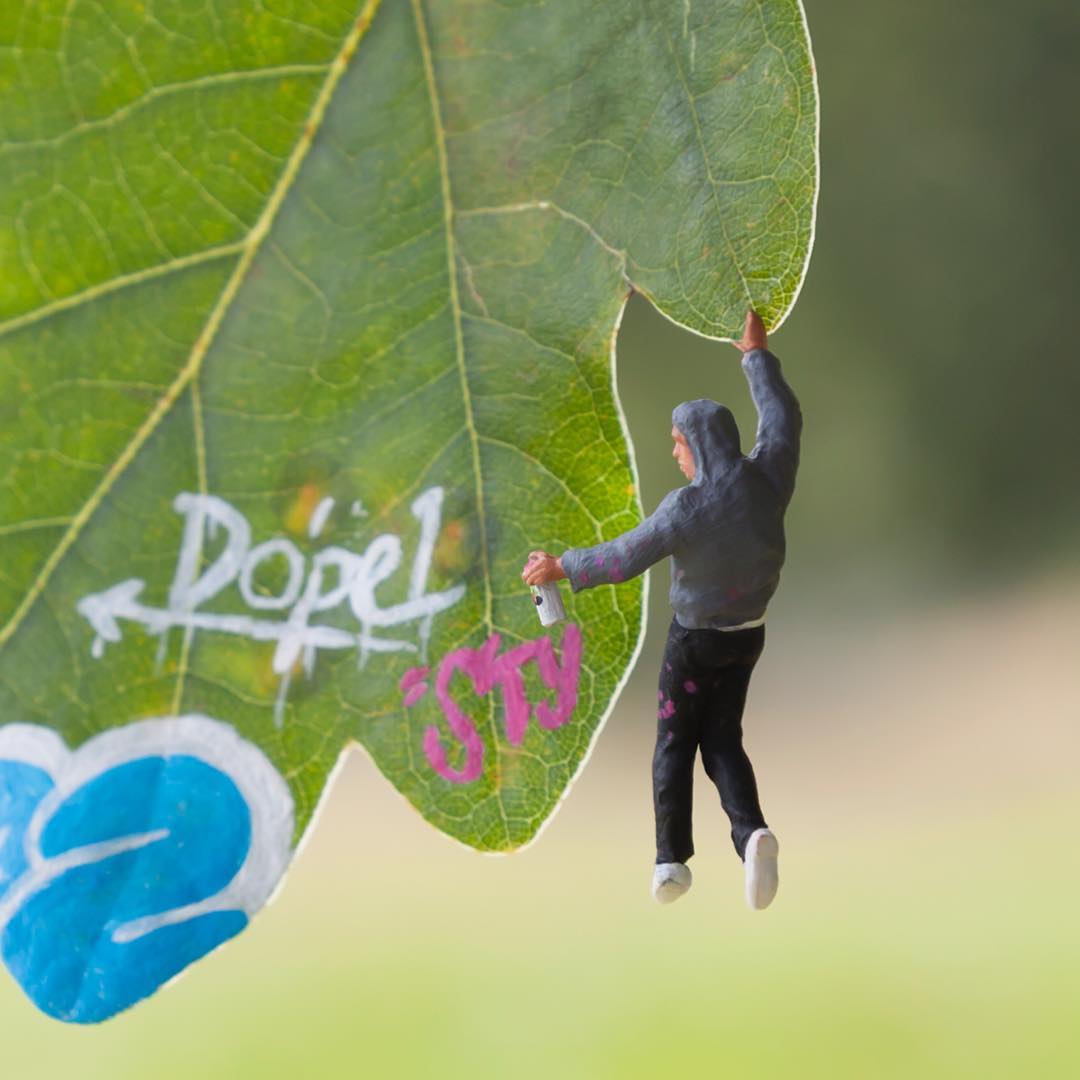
top-left (560, 348), bottom-right (801, 629)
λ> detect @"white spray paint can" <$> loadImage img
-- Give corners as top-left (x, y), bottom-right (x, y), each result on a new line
top-left (530, 583), bottom-right (566, 627)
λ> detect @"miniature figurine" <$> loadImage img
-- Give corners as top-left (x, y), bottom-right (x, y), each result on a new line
top-left (521, 310), bottom-right (801, 910)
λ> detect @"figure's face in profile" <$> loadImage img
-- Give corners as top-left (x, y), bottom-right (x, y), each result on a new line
top-left (672, 425), bottom-right (696, 480)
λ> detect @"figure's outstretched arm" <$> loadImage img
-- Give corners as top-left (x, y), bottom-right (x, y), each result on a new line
top-left (735, 310), bottom-right (802, 503)
top-left (522, 490), bottom-right (682, 592)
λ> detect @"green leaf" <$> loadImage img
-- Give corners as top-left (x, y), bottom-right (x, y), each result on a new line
top-left (0, 0), bottom-right (816, 1016)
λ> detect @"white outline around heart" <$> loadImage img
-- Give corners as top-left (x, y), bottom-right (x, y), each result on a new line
top-left (0, 715), bottom-right (295, 942)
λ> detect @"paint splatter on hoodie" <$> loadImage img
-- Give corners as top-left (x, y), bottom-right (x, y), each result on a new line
top-left (560, 348), bottom-right (801, 629)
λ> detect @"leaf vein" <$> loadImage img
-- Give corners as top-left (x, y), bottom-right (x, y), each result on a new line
top-left (411, 0), bottom-right (508, 843)
top-left (0, 243), bottom-right (243, 343)
top-left (0, 64), bottom-right (332, 156)
top-left (0, 0), bottom-right (383, 654)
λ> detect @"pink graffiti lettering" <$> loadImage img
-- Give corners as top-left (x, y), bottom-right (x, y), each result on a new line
top-left (404, 623), bottom-right (583, 784)
top-left (399, 666), bottom-right (430, 707)
top-left (420, 641), bottom-right (492, 783)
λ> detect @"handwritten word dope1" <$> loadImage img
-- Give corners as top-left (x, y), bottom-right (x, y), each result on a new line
top-left (78, 487), bottom-right (465, 724)
top-left (401, 623), bottom-right (583, 784)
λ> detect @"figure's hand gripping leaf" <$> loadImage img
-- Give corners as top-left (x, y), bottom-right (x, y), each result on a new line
top-left (0, 0), bottom-right (817, 1021)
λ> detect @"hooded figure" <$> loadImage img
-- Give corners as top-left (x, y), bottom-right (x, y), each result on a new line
top-left (559, 347), bottom-right (801, 630)
top-left (544, 334), bottom-right (802, 911)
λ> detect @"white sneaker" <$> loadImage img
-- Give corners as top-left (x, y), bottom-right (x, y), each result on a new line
top-left (744, 828), bottom-right (779, 910)
top-left (652, 862), bottom-right (693, 904)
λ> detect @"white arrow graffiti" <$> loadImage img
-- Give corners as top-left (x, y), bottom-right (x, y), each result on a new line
top-left (77, 487), bottom-right (466, 726)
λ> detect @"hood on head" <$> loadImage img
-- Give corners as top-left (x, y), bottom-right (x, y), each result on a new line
top-left (672, 398), bottom-right (741, 484)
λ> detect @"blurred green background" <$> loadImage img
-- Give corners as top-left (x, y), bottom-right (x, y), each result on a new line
top-left (2, 1), bottom-right (1077, 1076)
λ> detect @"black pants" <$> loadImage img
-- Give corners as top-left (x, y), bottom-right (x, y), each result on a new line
top-left (653, 615), bottom-right (767, 864)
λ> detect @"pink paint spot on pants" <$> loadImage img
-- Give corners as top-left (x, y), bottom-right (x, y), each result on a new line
top-left (684, 679), bottom-right (698, 694)
top-left (661, 699), bottom-right (676, 719)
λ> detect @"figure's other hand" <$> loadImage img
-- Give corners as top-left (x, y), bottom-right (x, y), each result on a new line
top-left (521, 551), bottom-right (566, 586)
top-left (734, 308), bottom-right (768, 353)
